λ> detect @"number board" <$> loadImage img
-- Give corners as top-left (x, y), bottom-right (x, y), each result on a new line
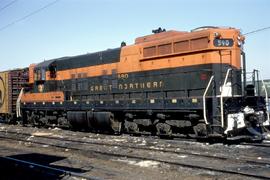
top-left (213, 39), bottom-right (234, 47)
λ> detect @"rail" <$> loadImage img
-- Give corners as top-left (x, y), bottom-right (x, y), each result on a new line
top-left (203, 75), bottom-right (214, 125)
top-left (220, 68), bottom-right (232, 128)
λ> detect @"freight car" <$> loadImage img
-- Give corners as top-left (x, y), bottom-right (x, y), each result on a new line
top-left (18, 27), bottom-right (269, 140)
top-left (0, 69), bottom-right (28, 123)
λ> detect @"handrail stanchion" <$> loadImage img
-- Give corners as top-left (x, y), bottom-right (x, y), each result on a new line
top-left (220, 68), bottom-right (232, 128)
top-left (260, 74), bottom-right (270, 125)
top-left (203, 76), bottom-right (214, 125)
top-left (16, 88), bottom-right (24, 118)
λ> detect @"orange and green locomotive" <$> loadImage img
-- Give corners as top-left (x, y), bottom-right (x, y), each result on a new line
top-left (17, 26), bottom-right (269, 140)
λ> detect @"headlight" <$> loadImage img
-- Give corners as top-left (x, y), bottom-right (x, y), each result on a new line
top-left (214, 32), bottom-right (221, 38)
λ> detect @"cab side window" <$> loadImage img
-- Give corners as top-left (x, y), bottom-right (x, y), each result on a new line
top-left (49, 65), bottom-right (57, 78)
top-left (34, 69), bottom-right (46, 81)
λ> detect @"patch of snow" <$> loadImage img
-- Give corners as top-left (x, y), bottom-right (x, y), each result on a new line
top-left (115, 159), bottom-right (160, 168)
top-left (115, 159), bottom-right (137, 165)
top-left (138, 142), bottom-right (146, 146)
top-left (177, 155), bottom-right (187, 158)
top-left (263, 132), bottom-right (270, 141)
top-left (196, 170), bottom-right (219, 176)
top-left (52, 135), bottom-right (63, 138)
top-left (113, 139), bottom-right (127, 142)
top-left (190, 152), bottom-right (201, 156)
top-left (135, 160), bottom-right (160, 168)
top-left (32, 132), bottom-right (52, 136)
top-left (149, 146), bottom-right (164, 150)
top-left (211, 143), bottom-right (224, 147)
top-left (27, 135), bottom-right (34, 140)
top-left (233, 145), bottom-right (252, 149)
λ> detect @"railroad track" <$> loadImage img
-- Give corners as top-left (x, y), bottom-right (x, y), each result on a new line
top-left (241, 141), bottom-right (270, 148)
top-left (1, 129), bottom-right (269, 165)
top-left (0, 128), bottom-right (270, 179)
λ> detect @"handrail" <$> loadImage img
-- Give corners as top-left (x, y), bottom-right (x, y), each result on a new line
top-left (260, 77), bottom-right (270, 125)
top-left (16, 88), bottom-right (24, 118)
top-left (203, 75), bottom-right (214, 125)
top-left (220, 68), bottom-right (232, 128)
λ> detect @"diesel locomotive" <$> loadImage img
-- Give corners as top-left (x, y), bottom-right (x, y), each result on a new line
top-left (3, 26), bottom-right (269, 140)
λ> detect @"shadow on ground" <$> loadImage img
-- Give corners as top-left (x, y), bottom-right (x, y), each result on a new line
top-left (0, 153), bottom-right (88, 180)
